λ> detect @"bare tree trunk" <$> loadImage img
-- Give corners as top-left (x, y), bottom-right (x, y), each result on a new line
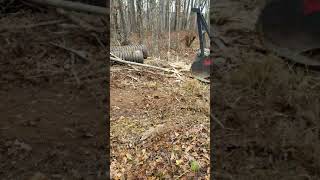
top-left (182, 0), bottom-right (187, 30)
top-left (146, 0), bottom-right (150, 31)
top-left (127, 0), bottom-right (132, 32)
top-left (136, 0), bottom-right (144, 44)
top-left (184, 0), bottom-right (191, 29)
top-left (207, 0), bottom-right (210, 27)
top-left (193, 0), bottom-right (200, 29)
top-left (188, 0), bottom-right (195, 29)
top-left (111, 0), bottom-right (120, 43)
top-left (150, 0), bottom-right (159, 56)
top-left (159, 0), bottom-right (165, 33)
top-left (178, 0), bottom-right (182, 30)
top-left (117, 0), bottom-right (130, 45)
top-left (129, 0), bottom-right (136, 32)
top-left (165, 0), bottom-right (170, 30)
top-left (174, 0), bottom-right (180, 31)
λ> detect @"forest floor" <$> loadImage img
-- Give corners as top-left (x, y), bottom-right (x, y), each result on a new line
top-left (110, 32), bottom-right (210, 179)
top-left (1, 0), bottom-right (320, 179)
top-left (211, 0), bottom-right (320, 179)
top-left (0, 3), bottom-right (108, 179)
top-left (111, 0), bottom-right (320, 179)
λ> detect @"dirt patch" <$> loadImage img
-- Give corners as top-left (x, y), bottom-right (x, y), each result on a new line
top-left (211, 0), bottom-right (320, 179)
top-left (0, 3), bottom-right (107, 179)
top-left (110, 43), bottom-right (210, 178)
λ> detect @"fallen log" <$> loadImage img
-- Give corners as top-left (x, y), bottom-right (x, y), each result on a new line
top-left (0, 19), bottom-right (65, 33)
top-left (27, 0), bottom-right (108, 15)
top-left (110, 53), bottom-right (177, 74)
top-left (56, 8), bottom-right (104, 32)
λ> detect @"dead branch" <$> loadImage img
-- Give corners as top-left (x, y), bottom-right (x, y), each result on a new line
top-left (27, 0), bottom-right (108, 15)
top-left (110, 53), bottom-right (177, 74)
top-left (211, 114), bottom-right (225, 129)
top-left (48, 42), bottom-right (90, 62)
top-left (0, 19), bottom-right (65, 33)
top-left (56, 8), bottom-right (104, 33)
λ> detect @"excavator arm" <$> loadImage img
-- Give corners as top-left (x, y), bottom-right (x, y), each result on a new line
top-left (190, 7), bottom-right (212, 83)
top-left (191, 0), bottom-right (320, 83)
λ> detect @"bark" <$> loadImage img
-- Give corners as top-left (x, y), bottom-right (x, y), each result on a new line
top-left (190, 0), bottom-right (195, 29)
top-left (117, 0), bottom-right (130, 45)
top-left (146, 0), bottom-right (150, 30)
top-left (111, 0), bottom-right (120, 42)
top-left (182, 0), bottom-right (187, 30)
top-left (129, 0), bottom-right (136, 32)
top-left (136, 0), bottom-right (144, 44)
top-left (174, 0), bottom-right (180, 31)
top-left (159, 0), bottom-right (165, 32)
top-left (125, 0), bottom-right (132, 32)
top-left (150, 0), bottom-right (159, 56)
top-left (184, 0), bottom-right (191, 29)
top-left (165, 0), bottom-right (170, 30)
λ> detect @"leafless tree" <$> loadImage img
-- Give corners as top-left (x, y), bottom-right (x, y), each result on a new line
top-left (174, 0), bottom-right (181, 31)
top-left (129, 0), bottom-right (136, 32)
top-left (117, 0), bottom-right (130, 45)
top-left (110, 0), bottom-right (210, 57)
top-left (136, 0), bottom-right (144, 44)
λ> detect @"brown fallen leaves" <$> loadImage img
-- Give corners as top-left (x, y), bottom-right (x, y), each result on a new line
top-left (111, 53), bottom-right (210, 178)
top-left (111, 122), bottom-right (210, 179)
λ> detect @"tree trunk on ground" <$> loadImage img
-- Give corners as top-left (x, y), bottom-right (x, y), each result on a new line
top-left (28, 0), bottom-right (107, 15)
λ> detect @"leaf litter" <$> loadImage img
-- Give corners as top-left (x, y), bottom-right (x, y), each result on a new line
top-left (111, 44), bottom-right (210, 178)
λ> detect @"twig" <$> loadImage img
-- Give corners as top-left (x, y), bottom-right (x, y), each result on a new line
top-left (27, 0), bottom-right (107, 15)
top-left (48, 42), bottom-right (90, 62)
top-left (211, 114), bottom-right (225, 129)
top-left (0, 20), bottom-right (65, 33)
top-left (1, 0), bottom-right (15, 12)
top-left (56, 8), bottom-right (104, 33)
top-left (176, 171), bottom-right (188, 179)
top-left (91, 32), bottom-right (106, 49)
top-left (110, 53), bottom-right (178, 74)
top-left (127, 64), bottom-right (139, 71)
top-left (194, 76), bottom-right (210, 83)
top-left (126, 75), bottom-right (138, 81)
top-left (56, 8), bottom-right (106, 49)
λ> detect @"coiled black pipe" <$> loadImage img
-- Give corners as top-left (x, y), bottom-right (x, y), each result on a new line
top-left (111, 44), bottom-right (148, 59)
top-left (111, 50), bottom-right (144, 63)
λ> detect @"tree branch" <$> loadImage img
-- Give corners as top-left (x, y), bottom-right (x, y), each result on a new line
top-left (27, 0), bottom-right (108, 15)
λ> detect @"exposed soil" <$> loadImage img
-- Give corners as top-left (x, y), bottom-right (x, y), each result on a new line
top-left (3, 0), bottom-right (320, 179)
top-left (110, 34), bottom-right (210, 178)
top-left (0, 3), bottom-right (108, 179)
top-left (211, 0), bottom-right (320, 179)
